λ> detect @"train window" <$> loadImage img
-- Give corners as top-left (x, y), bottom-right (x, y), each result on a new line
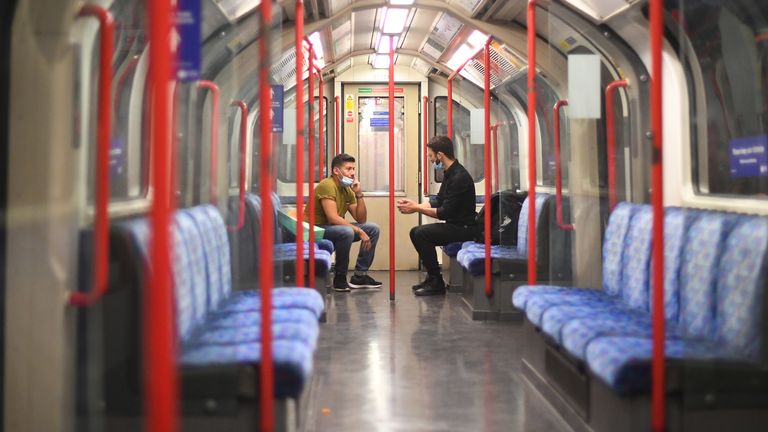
top-left (671, 0), bottom-right (768, 197)
top-left (357, 96), bottom-right (405, 193)
top-left (85, 2), bottom-right (149, 203)
top-left (434, 96), bottom-right (484, 183)
top-left (276, 97), bottom-right (329, 183)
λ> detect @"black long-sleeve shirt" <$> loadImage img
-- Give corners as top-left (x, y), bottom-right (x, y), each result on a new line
top-left (430, 160), bottom-right (477, 225)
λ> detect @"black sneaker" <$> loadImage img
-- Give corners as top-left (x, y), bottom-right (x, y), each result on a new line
top-left (414, 275), bottom-right (446, 296)
top-left (349, 274), bottom-right (383, 289)
top-left (411, 275), bottom-right (432, 292)
top-left (333, 275), bottom-right (351, 292)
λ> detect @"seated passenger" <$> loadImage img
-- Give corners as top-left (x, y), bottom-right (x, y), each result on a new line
top-left (307, 153), bottom-right (382, 292)
top-left (397, 136), bottom-right (477, 296)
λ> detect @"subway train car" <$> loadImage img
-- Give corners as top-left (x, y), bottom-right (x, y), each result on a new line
top-left (2, 0), bottom-right (768, 431)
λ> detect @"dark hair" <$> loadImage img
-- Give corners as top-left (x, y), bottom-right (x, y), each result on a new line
top-left (426, 135), bottom-right (455, 160)
top-left (331, 153), bottom-right (356, 170)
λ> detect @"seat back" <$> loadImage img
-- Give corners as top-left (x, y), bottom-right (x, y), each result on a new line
top-left (516, 193), bottom-right (551, 258)
top-left (620, 206), bottom-right (653, 310)
top-left (714, 216), bottom-right (768, 360)
top-left (658, 208), bottom-right (697, 323)
top-left (602, 203), bottom-right (638, 295)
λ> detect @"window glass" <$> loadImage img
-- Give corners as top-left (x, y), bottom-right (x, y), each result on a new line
top-left (670, 0), bottom-right (768, 197)
top-left (434, 96), bottom-right (484, 182)
top-left (276, 97), bottom-right (328, 183)
top-left (357, 96), bottom-right (405, 193)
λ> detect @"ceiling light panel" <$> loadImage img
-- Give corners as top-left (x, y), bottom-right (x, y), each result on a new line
top-left (372, 54), bottom-right (392, 69)
top-left (390, 0), bottom-right (415, 5)
top-left (467, 30), bottom-right (488, 49)
top-left (376, 35), bottom-right (399, 53)
top-left (382, 8), bottom-right (409, 34)
top-left (446, 44), bottom-right (474, 70)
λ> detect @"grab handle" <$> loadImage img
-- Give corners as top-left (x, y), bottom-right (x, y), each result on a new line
top-left (553, 99), bottom-right (574, 231)
top-left (227, 100), bottom-right (248, 231)
top-left (198, 81), bottom-right (220, 203)
top-left (605, 79), bottom-right (629, 211)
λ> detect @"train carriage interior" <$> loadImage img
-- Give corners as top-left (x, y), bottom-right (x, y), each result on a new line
top-left (2, 0), bottom-right (768, 431)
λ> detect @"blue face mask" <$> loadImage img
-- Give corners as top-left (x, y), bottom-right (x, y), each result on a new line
top-left (433, 161), bottom-right (443, 170)
top-left (340, 176), bottom-right (354, 187)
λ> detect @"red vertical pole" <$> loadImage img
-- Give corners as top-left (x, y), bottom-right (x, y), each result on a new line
top-left (526, 0), bottom-right (537, 285)
top-left (491, 125), bottom-right (499, 193)
top-left (553, 100), bottom-right (574, 231)
top-left (295, 1), bottom-right (305, 287)
top-left (335, 95), bottom-right (341, 155)
top-left (318, 70), bottom-right (325, 180)
top-left (388, 35), bottom-right (396, 301)
top-left (422, 96), bottom-right (428, 196)
top-left (447, 79), bottom-right (453, 138)
top-left (650, 0), bottom-right (665, 430)
top-left (197, 81), bottom-right (220, 204)
top-left (69, 5), bottom-right (114, 307)
top-left (258, 0), bottom-right (275, 428)
top-left (606, 79), bottom-right (629, 212)
top-left (307, 45), bottom-right (316, 289)
top-left (145, 0), bottom-right (178, 429)
top-left (483, 40), bottom-right (492, 297)
top-left (228, 101), bottom-right (248, 231)
top-left (314, 68), bottom-right (324, 289)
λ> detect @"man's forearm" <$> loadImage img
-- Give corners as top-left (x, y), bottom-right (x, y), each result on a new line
top-left (353, 194), bottom-right (367, 222)
top-left (417, 202), bottom-right (438, 219)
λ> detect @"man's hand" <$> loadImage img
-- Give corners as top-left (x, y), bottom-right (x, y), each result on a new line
top-left (351, 178), bottom-right (362, 196)
top-left (358, 228), bottom-right (372, 251)
top-left (396, 198), bottom-right (418, 214)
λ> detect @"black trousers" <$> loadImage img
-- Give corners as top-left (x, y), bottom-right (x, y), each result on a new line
top-left (409, 223), bottom-right (478, 276)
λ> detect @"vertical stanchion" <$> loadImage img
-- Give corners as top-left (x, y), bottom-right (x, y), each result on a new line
top-left (335, 95), bottom-right (340, 155)
top-left (606, 79), bottom-right (629, 212)
top-left (197, 81), bottom-right (220, 204)
top-left (553, 100), bottom-right (574, 231)
top-left (483, 39), bottom-right (492, 297)
top-left (227, 100), bottom-right (248, 231)
top-left (318, 69), bottom-right (325, 180)
top-left (145, 0), bottom-right (178, 430)
top-left (307, 43), bottom-right (316, 289)
top-left (423, 96), bottom-right (428, 196)
top-left (526, 0), bottom-right (538, 285)
top-left (388, 35), bottom-right (396, 301)
top-left (650, 0), bottom-right (665, 430)
top-left (258, 0), bottom-right (275, 430)
top-left (295, 1), bottom-right (305, 287)
top-left (447, 78), bottom-right (453, 139)
top-left (491, 125), bottom-right (499, 193)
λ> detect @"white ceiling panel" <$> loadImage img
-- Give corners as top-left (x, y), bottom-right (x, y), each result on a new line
top-left (352, 10), bottom-right (377, 51)
top-left (431, 13), bottom-right (463, 47)
top-left (329, 0), bottom-right (351, 15)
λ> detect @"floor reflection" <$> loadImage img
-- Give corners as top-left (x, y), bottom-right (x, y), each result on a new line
top-left (306, 271), bottom-right (570, 432)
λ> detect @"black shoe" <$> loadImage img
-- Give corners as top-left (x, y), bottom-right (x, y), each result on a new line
top-left (414, 275), bottom-right (446, 296)
top-left (411, 274), bottom-right (433, 292)
top-left (333, 275), bottom-right (351, 292)
top-left (349, 274), bottom-right (383, 289)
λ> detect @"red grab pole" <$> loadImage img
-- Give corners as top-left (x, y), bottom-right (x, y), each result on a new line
top-left (228, 100), bottom-right (248, 231)
top-left (526, 0), bottom-right (538, 285)
top-left (553, 100), bottom-right (574, 231)
top-left (650, 0), bottom-right (666, 430)
top-left (315, 65), bottom-right (325, 289)
top-left (70, 5), bottom-right (114, 307)
top-left (483, 39), bottom-right (492, 297)
top-left (306, 41), bottom-right (316, 289)
top-left (423, 96), bottom-right (428, 196)
top-left (258, 0), bottom-right (275, 428)
top-left (145, 0), bottom-right (178, 429)
top-left (388, 35), bottom-right (396, 301)
top-left (335, 95), bottom-right (341, 155)
top-left (447, 78), bottom-right (453, 139)
top-left (295, 1), bottom-right (305, 287)
top-left (606, 79), bottom-right (629, 212)
top-left (198, 81), bottom-right (220, 204)
top-left (491, 125), bottom-right (499, 193)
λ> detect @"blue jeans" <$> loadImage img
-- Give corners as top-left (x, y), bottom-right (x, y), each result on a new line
top-left (320, 223), bottom-right (380, 275)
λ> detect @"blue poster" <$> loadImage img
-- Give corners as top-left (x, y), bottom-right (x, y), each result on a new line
top-left (109, 137), bottom-right (126, 177)
top-left (370, 117), bottom-right (389, 127)
top-left (729, 135), bottom-right (768, 178)
top-left (271, 85), bottom-right (284, 132)
top-left (177, 0), bottom-right (201, 82)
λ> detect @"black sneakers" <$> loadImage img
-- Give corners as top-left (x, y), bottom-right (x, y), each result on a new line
top-left (333, 274), bottom-right (351, 292)
top-left (349, 274), bottom-right (383, 289)
top-left (413, 274), bottom-right (446, 296)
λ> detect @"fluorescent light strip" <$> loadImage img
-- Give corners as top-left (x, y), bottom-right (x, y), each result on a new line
top-left (382, 8), bottom-right (409, 34)
top-left (377, 35), bottom-right (399, 53)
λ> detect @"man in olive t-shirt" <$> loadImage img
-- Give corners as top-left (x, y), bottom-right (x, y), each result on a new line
top-left (306, 153), bottom-right (382, 292)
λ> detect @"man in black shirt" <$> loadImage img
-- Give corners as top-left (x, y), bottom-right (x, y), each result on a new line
top-left (397, 136), bottom-right (477, 296)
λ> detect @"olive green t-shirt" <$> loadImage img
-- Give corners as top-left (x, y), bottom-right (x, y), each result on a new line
top-left (305, 177), bottom-right (357, 225)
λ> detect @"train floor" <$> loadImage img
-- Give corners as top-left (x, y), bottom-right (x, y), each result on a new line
top-left (302, 270), bottom-right (572, 432)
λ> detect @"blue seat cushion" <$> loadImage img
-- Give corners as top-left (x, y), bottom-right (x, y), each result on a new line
top-left (180, 340), bottom-right (313, 398)
top-left (538, 300), bottom-right (635, 341)
top-left (220, 288), bottom-right (325, 318)
top-left (442, 242), bottom-right (464, 258)
top-left (585, 336), bottom-right (732, 395)
top-left (188, 321), bottom-right (320, 349)
top-left (524, 289), bottom-right (619, 327)
top-left (207, 307), bottom-right (319, 328)
top-left (512, 285), bottom-right (608, 310)
top-left (456, 245), bottom-right (525, 276)
top-left (273, 245), bottom-right (333, 272)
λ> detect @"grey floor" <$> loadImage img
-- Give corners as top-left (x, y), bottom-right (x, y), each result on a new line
top-left (302, 271), bottom-right (572, 432)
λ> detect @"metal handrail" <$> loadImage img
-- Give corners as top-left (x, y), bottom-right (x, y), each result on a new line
top-left (294, 2), bottom-right (306, 287)
top-left (197, 80), bottom-right (220, 204)
top-left (483, 39), bottom-right (492, 297)
top-left (446, 41), bottom-right (489, 139)
top-left (335, 95), bottom-right (341, 155)
top-left (605, 79), bottom-right (629, 212)
top-left (69, 4), bottom-right (114, 307)
top-left (553, 99), bottom-right (574, 231)
top-left (305, 37), bottom-right (316, 289)
top-left (423, 96), bottom-right (428, 196)
top-left (388, 35), bottom-right (396, 301)
top-left (227, 100), bottom-right (248, 231)
top-left (526, 0), bottom-right (538, 285)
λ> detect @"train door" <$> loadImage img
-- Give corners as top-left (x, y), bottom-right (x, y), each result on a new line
top-left (341, 83), bottom-right (420, 270)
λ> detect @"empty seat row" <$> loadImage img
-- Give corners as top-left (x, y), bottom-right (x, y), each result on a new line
top-left (513, 202), bottom-right (768, 394)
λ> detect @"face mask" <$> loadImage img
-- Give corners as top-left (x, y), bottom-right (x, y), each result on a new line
top-left (433, 161), bottom-right (443, 170)
top-left (340, 176), bottom-right (354, 187)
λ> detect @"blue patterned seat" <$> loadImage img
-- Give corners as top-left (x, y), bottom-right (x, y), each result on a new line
top-left (456, 193), bottom-right (550, 276)
top-left (221, 288), bottom-right (325, 318)
top-left (208, 307), bottom-right (318, 328)
top-left (584, 215), bottom-right (768, 393)
top-left (189, 321), bottom-right (320, 349)
top-left (442, 242), bottom-right (464, 258)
